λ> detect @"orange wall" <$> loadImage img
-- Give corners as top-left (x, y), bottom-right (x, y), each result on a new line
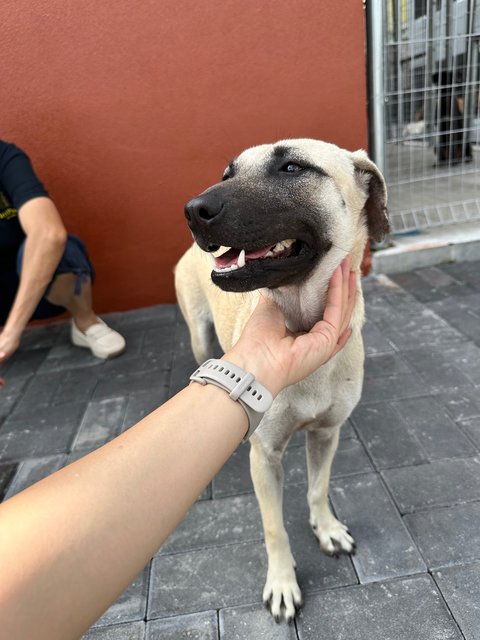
top-left (2, 0), bottom-right (368, 311)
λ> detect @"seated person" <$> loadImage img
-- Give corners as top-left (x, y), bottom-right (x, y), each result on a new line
top-left (0, 140), bottom-right (125, 365)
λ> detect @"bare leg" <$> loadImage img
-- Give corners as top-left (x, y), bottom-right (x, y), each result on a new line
top-left (46, 274), bottom-right (98, 332)
top-left (306, 427), bottom-right (355, 555)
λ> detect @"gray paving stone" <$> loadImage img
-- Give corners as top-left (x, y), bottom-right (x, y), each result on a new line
top-left (404, 502), bottom-right (480, 569)
top-left (158, 493), bottom-right (262, 555)
top-left (0, 462), bottom-right (17, 500)
top-left (0, 373), bottom-right (32, 402)
top-left (72, 397), bottom-right (128, 451)
top-left (82, 621), bottom-right (145, 640)
top-left (361, 371), bottom-right (426, 404)
top-left (142, 324), bottom-right (177, 356)
top-left (52, 367), bottom-right (101, 406)
top-left (434, 562), bottom-right (480, 640)
top-left (212, 443), bottom-right (252, 498)
top-left (102, 352), bottom-right (169, 377)
top-left (364, 352), bottom-right (411, 377)
top-left (106, 304), bottom-right (177, 330)
top-left (2, 347), bottom-right (50, 379)
top-left (382, 457), bottom-right (480, 513)
top-left (442, 388), bottom-right (480, 422)
top-left (392, 396), bottom-right (475, 459)
top-left (0, 391), bottom-right (20, 426)
top-left (219, 603), bottom-right (297, 639)
top-left (329, 473), bottom-right (426, 582)
top-left (168, 323), bottom-right (199, 398)
top-left (385, 319), bottom-right (467, 351)
top-left (362, 321), bottom-right (395, 356)
top-left (416, 265), bottom-right (462, 289)
top-left (38, 341), bottom-right (105, 373)
top-left (93, 370), bottom-right (169, 400)
top-left (10, 370), bottom-right (66, 413)
top-left (427, 342), bottom-right (480, 388)
top-left (431, 298), bottom-right (480, 345)
top-left (94, 567), bottom-right (149, 627)
top-left (148, 541), bottom-right (267, 618)
top-left (351, 403), bottom-right (427, 469)
top-left (440, 262), bottom-right (480, 291)
top-left (296, 575), bottom-right (461, 640)
top-left (18, 323), bottom-right (62, 351)
top-left (146, 611), bottom-right (218, 640)
top-left (0, 402), bottom-right (86, 462)
top-left (4, 454), bottom-right (67, 499)
top-left (460, 417), bottom-right (480, 450)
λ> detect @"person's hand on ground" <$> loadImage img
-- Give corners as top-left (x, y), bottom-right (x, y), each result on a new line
top-left (226, 256), bottom-right (357, 396)
top-left (0, 330), bottom-right (21, 367)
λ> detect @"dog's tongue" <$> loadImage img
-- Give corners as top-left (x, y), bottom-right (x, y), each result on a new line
top-left (214, 246), bottom-right (272, 268)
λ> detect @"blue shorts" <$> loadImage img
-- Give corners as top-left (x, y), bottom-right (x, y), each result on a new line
top-left (13, 234), bottom-right (95, 321)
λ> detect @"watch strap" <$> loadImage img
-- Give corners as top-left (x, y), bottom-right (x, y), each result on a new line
top-left (190, 359), bottom-right (273, 440)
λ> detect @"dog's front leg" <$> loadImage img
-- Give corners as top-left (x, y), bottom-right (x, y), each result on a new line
top-left (306, 426), bottom-right (356, 555)
top-left (250, 436), bottom-right (302, 622)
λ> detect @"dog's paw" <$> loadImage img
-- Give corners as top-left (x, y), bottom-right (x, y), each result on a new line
top-left (310, 514), bottom-right (356, 556)
top-left (262, 566), bottom-right (303, 623)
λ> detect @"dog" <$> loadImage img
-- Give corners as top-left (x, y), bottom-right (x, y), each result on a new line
top-left (175, 138), bottom-right (389, 621)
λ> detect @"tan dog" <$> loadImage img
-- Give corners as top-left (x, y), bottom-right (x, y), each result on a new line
top-left (175, 139), bottom-right (388, 621)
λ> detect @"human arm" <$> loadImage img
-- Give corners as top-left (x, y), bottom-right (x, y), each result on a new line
top-left (0, 197), bottom-right (67, 364)
top-left (0, 258), bottom-right (356, 640)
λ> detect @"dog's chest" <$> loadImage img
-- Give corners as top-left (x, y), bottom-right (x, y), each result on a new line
top-left (265, 344), bottom-right (364, 434)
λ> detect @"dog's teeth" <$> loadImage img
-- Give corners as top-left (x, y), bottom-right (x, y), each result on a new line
top-left (272, 239), bottom-right (295, 254)
top-left (237, 249), bottom-right (246, 268)
top-left (265, 250), bottom-right (274, 257)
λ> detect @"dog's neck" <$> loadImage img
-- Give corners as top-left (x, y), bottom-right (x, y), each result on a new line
top-left (263, 247), bottom-right (363, 334)
top-left (263, 271), bottom-right (331, 334)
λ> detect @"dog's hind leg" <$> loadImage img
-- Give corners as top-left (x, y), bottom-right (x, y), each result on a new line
top-left (306, 427), bottom-right (355, 555)
top-left (250, 435), bottom-right (302, 622)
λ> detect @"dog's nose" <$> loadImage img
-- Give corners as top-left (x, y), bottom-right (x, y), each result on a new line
top-left (184, 195), bottom-right (224, 226)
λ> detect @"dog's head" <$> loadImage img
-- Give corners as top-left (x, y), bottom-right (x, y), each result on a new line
top-left (184, 139), bottom-right (388, 293)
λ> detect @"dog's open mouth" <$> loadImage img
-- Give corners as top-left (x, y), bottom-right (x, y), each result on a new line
top-left (212, 239), bottom-right (302, 273)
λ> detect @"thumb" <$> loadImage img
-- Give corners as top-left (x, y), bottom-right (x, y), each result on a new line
top-left (249, 294), bottom-right (287, 335)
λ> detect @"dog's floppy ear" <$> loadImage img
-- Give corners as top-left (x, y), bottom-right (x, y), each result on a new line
top-left (351, 150), bottom-right (389, 242)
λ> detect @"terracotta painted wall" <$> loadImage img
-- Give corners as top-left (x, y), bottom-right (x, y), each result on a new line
top-left (2, 0), bottom-right (368, 311)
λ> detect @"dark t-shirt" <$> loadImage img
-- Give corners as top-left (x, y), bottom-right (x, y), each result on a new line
top-left (0, 140), bottom-right (49, 322)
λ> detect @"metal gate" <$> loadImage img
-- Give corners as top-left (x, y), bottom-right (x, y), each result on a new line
top-left (368, 0), bottom-right (480, 234)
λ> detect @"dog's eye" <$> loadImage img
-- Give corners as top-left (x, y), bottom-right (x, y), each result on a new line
top-left (280, 162), bottom-right (304, 173)
top-left (222, 170), bottom-right (231, 181)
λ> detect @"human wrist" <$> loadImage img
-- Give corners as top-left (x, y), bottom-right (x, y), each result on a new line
top-left (1, 323), bottom-right (23, 341)
top-left (222, 348), bottom-right (283, 398)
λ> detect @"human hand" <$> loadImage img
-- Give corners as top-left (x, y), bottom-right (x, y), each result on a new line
top-left (226, 257), bottom-right (357, 397)
top-left (0, 330), bottom-right (21, 367)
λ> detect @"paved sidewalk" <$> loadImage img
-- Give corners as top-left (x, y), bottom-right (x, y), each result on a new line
top-left (1, 260), bottom-right (480, 639)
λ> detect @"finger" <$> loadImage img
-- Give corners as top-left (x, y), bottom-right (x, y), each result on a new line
top-left (341, 257), bottom-right (350, 327)
top-left (340, 270), bottom-right (357, 335)
top-left (249, 295), bottom-right (287, 337)
top-left (320, 265), bottom-right (344, 335)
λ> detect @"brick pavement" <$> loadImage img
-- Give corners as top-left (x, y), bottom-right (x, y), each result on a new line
top-left (1, 260), bottom-right (480, 639)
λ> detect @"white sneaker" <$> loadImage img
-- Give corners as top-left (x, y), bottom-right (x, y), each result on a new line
top-left (71, 319), bottom-right (126, 359)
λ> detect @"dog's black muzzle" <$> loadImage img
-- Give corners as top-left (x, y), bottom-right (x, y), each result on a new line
top-left (184, 192), bottom-right (226, 252)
